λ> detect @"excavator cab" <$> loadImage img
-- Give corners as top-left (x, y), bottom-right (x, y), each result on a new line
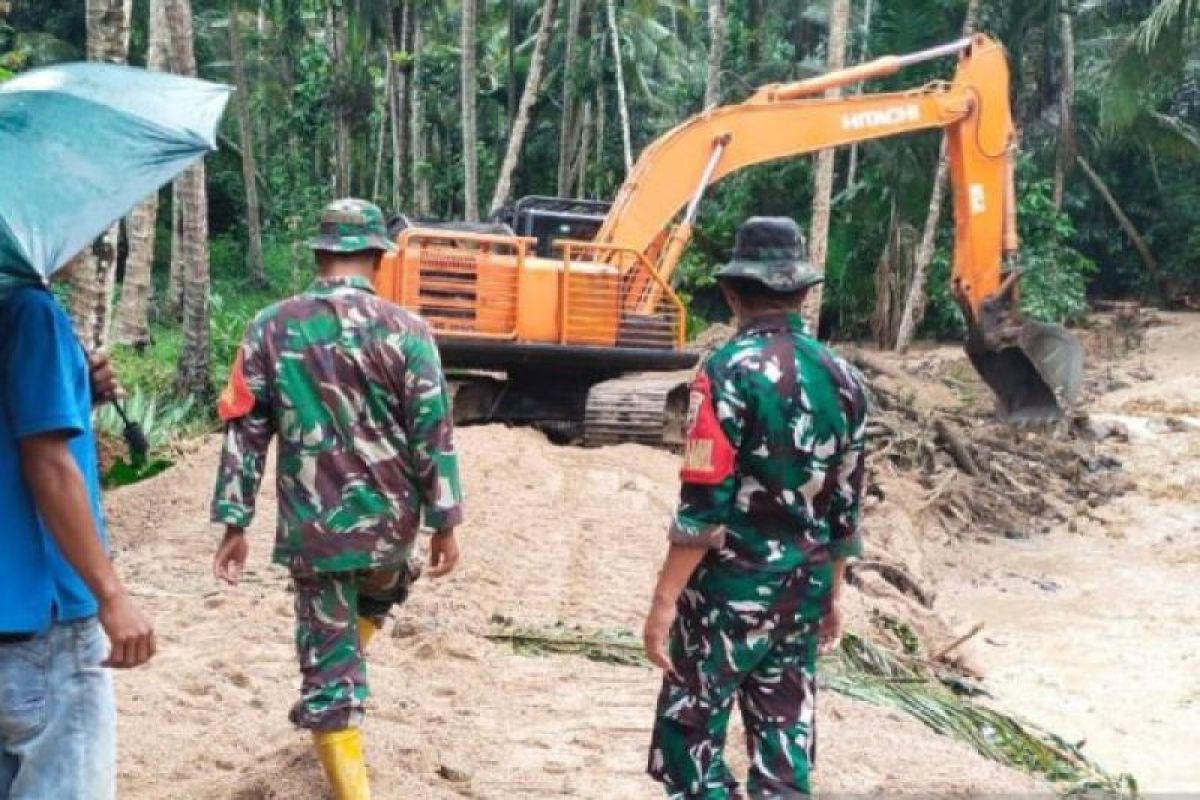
top-left (497, 195), bottom-right (611, 257)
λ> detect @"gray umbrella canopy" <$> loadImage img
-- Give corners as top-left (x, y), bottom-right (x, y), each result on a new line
top-left (0, 63), bottom-right (231, 289)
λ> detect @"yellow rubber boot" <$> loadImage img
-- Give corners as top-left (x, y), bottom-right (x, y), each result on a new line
top-left (357, 617), bottom-right (378, 650)
top-left (313, 728), bottom-right (371, 800)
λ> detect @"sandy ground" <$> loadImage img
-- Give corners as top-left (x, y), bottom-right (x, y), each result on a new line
top-left (939, 312), bottom-right (1200, 791)
top-left (107, 425), bottom-right (1040, 799)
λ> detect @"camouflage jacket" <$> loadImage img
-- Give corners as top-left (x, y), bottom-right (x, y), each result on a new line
top-left (672, 311), bottom-right (867, 578)
top-left (211, 276), bottom-right (463, 575)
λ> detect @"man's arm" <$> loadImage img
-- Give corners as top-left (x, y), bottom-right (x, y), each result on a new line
top-left (87, 350), bottom-right (119, 407)
top-left (20, 435), bottom-right (155, 667)
top-left (211, 328), bottom-right (274, 584)
top-left (211, 330), bottom-right (274, 528)
top-left (644, 361), bottom-right (747, 671)
top-left (827, 378), bottom-right (867, 563)
top-left (401, 328), bottom-right (463, 577)
top-left (820, 374), bottom-right (868, 654)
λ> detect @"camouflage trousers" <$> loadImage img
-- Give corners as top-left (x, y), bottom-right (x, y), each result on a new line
top-left (288, 560), bottom-right (419, 731)
top-left (648, 585), bottom-right (822, 799)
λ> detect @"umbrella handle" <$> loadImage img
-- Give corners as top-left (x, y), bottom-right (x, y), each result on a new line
top-left (111, 399), bottom-right (149, 467)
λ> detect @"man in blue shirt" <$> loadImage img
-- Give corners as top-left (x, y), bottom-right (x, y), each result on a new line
top-left (0, 270), bottom-right (155, 800)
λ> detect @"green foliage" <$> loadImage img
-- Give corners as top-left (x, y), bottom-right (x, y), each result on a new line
top-left (920, 166), bottom-right (1097, 339)
top-left (1014, 175), bottom-right (1098, 324)
top-left (102, 458), bottom-right (174, 489)
top-left (93, 388), bottom-right (200, 450)
top-left (829, 634), bottom-right (1138, 793)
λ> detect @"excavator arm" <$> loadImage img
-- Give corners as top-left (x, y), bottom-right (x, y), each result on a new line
top-left (597, 35), bottom-right (1013, 314)
top-left (595, 34), bottom-right (1081, 419)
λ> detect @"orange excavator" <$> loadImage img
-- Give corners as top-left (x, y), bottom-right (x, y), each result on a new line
top-left (376, 34), bottom-right (1083, 446)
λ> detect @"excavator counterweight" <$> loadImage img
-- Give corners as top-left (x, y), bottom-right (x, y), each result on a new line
top-left (377, 34), bottom-right (1084, 445)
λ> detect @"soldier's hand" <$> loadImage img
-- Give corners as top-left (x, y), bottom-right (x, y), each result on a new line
top-left (428, 529), bottom-right (460, 578)
top-left (643, 598), bottom-right (677, 677)
top-left (99, 589), bottom-right (156, 669)
top-left (213, 528), bottom-right (249, 585)
top-left (818, 605), bottom-right (843, 656)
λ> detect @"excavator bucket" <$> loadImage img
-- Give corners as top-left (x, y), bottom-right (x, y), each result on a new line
top-left (966, 320), bottom-right (1084, 422)
top-left (959, 274), bottom-right (1085, 422)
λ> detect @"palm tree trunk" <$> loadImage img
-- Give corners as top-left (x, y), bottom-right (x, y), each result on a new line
top-left (389, 0), bottom-right (410, 212)
top-left (410, 10), bottom-right (430, 215)
top-left (165, 0), bottom-right (212, 399)
top-left (572, 98), bottom-right (593, 195)
top-left (229, 2), bottom-right (266, 287)
top-left (115, 0), bottom-right (169, 347)
top-left (801, 0), bottom-right (850, 334)
top-left (704, 0), bottom-right (726, 110)
top-left (373, 58), bottom-right (388, 203)
top-left (557, 0), bottom-right (584, 195)
top-left (167, 193), bottom-right (184, 319)
top-left (845, 0), bottom-right (873, 189)
top-left (460, 0), bottom-right (480, 220)
top-left (593, 82), bottom-right (606, 197)
top-left (490, 0), bottom-right (559, 215)
top-left (745, 0), bottom-right (766, 66)
top-left (73, 0), bottom-right (132, 349)
top-left (893, 0), bottom-right (980, 351)
top-left (1053, 0), bottom-right (1075, 210)
top-left (327, 0), bottom-right (351, 196)
top-left (605, 0), bottom-right (633, 173)
top-left (507, 0), bottom-right (518, 127)
top-left (1076, 155), bottom-right (1160, 282)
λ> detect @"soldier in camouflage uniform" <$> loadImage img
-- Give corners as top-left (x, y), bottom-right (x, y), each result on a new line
top-left (643, 217), bottom-right (867, 800)
top-left (210, 199), bottom-right (463, 800)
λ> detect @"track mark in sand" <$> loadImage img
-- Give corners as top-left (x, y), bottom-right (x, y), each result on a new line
top-left (550, 450), bottom-right (670, 628)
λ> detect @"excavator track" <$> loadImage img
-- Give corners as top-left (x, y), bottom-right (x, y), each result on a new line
top-left (583, 373), bottom-right (693, 449)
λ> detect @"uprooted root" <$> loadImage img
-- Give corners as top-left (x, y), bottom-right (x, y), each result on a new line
top-left (853, 358), bottom-right (1132, 539)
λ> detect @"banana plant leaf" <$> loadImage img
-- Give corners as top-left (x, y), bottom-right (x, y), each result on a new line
top-left (0, 62), bottom-right (230, 292)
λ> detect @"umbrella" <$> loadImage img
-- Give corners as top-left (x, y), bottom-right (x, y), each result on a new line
top-left (0, 62), bottom-right (231, 285)
top-left (0, 63), bottom-right (231, 463)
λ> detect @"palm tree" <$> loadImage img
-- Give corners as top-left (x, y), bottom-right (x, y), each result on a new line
top-left (72, 0), bottom-right (132, 350)
top-left (388, 0), bottom-right (412, 212)
top-left (490, 0), bottom-right (559, 215)
top-left (1053, 0), bottom-right (1076, 210)
top-left (166, 0), bottom-right (214, 399)
top-left (113, 0), bottom-right (168, 348)
top-left (804, 0), bottom-right (851, 333)
top-left (229, 1), bottom-right (266, 287)
top-left (327, 0), bottom-right (352, 195)
top-left (461, 0), bottom-right (480, 220)
top-left (704, 0), bottom-right (725, 110)
top-left (410, 4), bottom-right (431, 215)
top-left (605, 0), bottom-right (632, 173)
top-left (557, 0), bottom-right (583, 195)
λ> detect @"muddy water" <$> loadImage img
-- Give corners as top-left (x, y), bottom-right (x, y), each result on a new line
top-left (941, 313), bottom-right (1200, 791)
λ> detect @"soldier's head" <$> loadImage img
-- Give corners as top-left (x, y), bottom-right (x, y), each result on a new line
top-left (309, 198), bottom-right (397, 278)
top-left (715, 217), bottom-right (823, 321)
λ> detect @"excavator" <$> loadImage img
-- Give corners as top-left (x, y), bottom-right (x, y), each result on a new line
top-left (376, 34), bottom-right (1083, 447)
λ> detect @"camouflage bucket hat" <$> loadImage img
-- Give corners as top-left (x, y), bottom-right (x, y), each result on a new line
top-left (716, 216), bottom-right (823, 292)
top-left (309, 198), bottom-right (397, 254)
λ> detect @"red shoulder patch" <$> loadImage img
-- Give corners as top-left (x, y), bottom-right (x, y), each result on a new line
top-left (679, 372), bottom-right (736, 485)
top-left (217, 350), bottom-right (255, 422)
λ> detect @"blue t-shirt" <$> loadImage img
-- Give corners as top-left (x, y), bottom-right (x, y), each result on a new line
top-left (0, 287), bottom-right (107, 632)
